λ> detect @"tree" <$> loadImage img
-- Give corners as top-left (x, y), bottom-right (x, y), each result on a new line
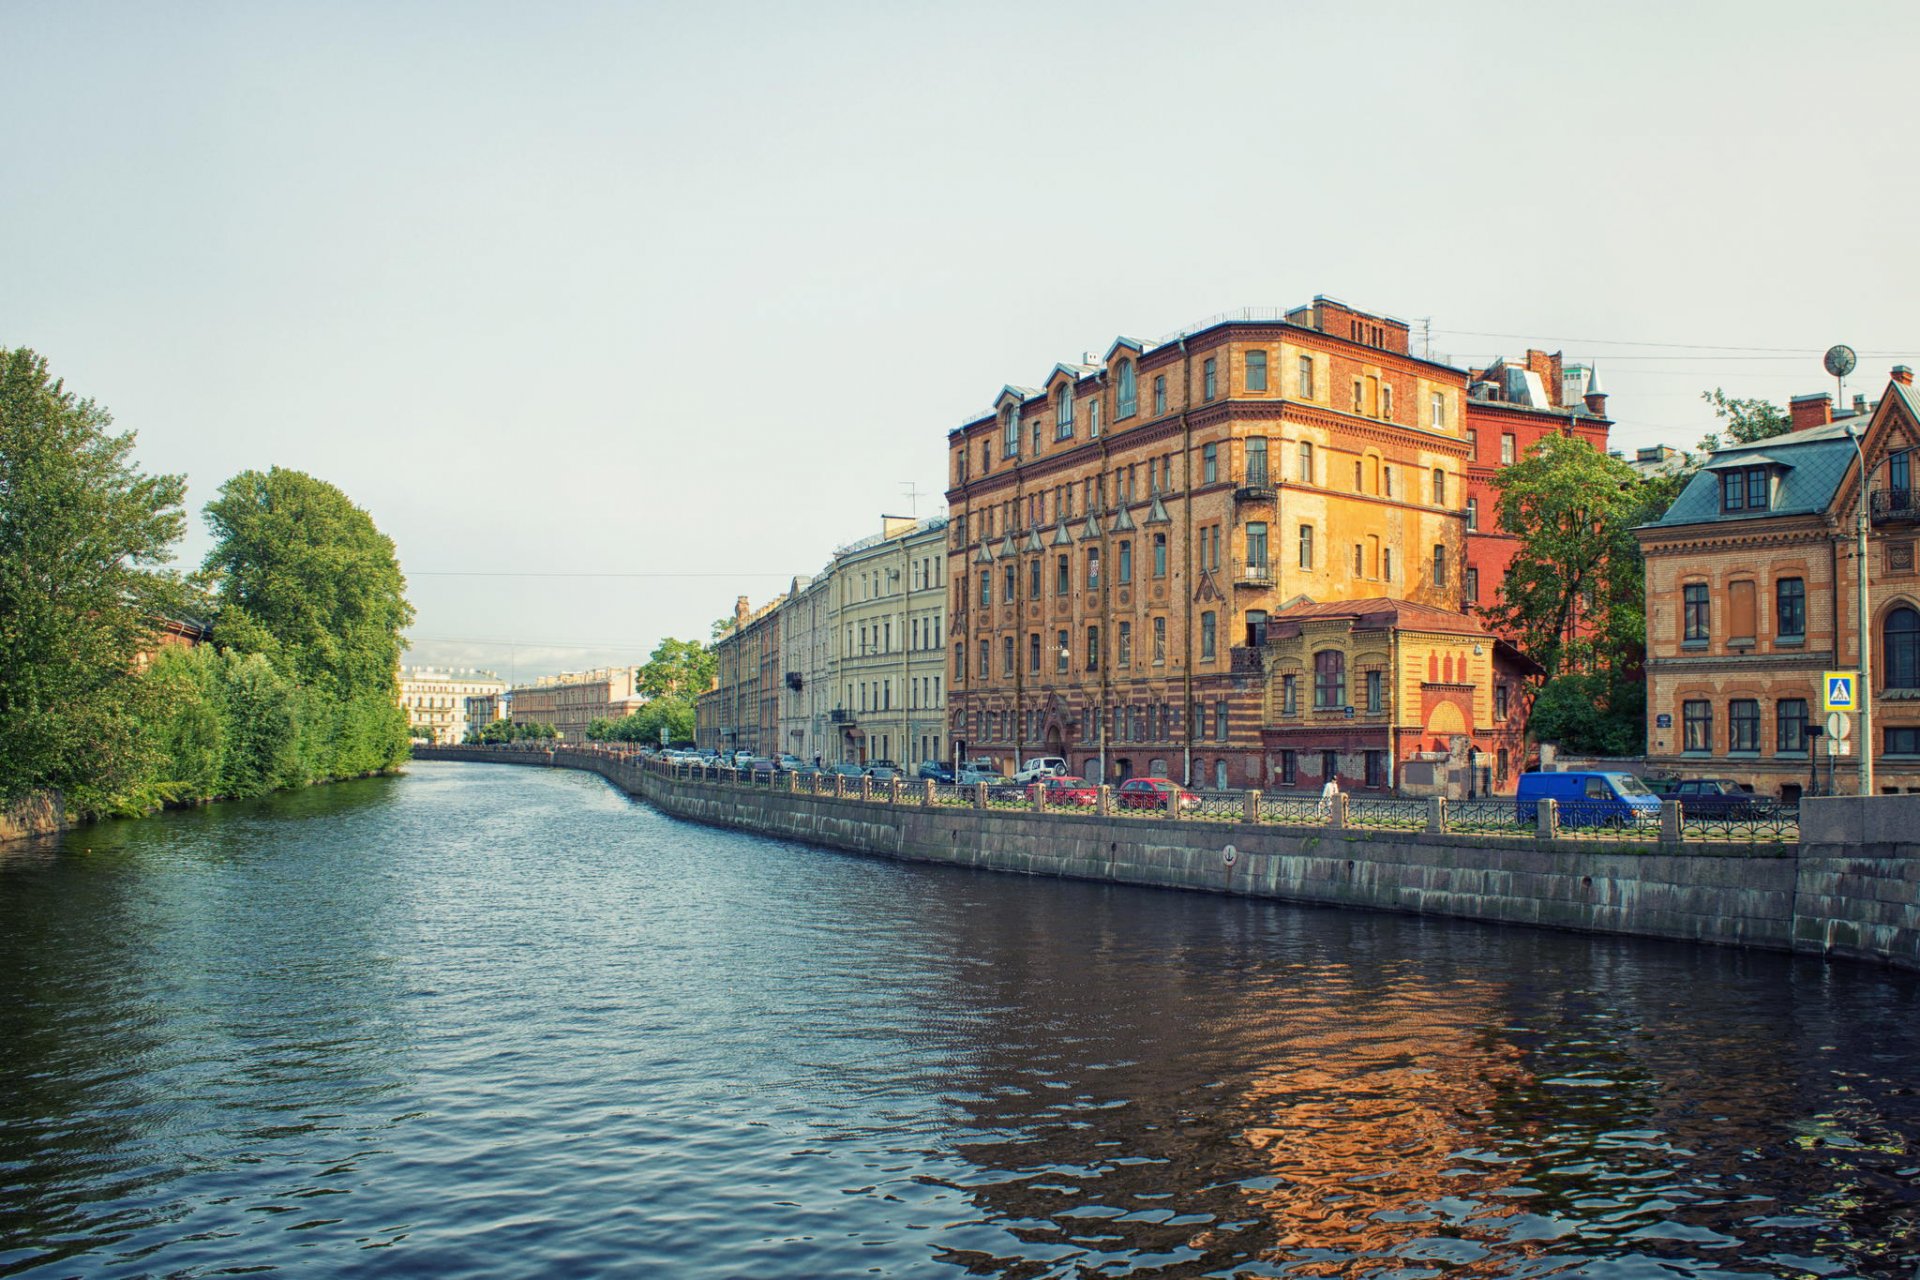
top-left (639, 636), bottom-right (716, 699)
top-left (0, 348), bottom-right (188, 806)
top-left (202, 468), bottom-right (413, 779)
top-left (1700, 388), bottom-right (1792, 451)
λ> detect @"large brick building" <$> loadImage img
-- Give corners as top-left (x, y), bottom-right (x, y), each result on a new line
top-left (1461, 350), bottom-right (1612, 616)
top-left (698, 593), bottom-right (786, 756)
top-left (1636, 368), bottom-right (1920, 798)
top-left (943, 298), bottom-right (1475, 790)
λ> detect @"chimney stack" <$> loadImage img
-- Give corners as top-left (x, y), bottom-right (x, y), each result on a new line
top-left (1790, 393), bottom-right (1832, 431)
top-left (1895, 365), bottom-right (1914, 387)
top-left (734, 595), bottom-right (751, 626)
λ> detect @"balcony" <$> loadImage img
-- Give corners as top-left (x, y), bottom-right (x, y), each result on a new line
top-left (1234, 470), bottom-right (1277, 503)
top-left (1871, 487), bottom-right (1920, 524)
top-left (829, 709), bottom-right (857, 725)
top-left (1234, 561), bottom-right (1275, 588)
top-left (1230, 645), bottom-right (1264, 675)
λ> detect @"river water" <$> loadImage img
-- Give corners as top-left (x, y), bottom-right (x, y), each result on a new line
top-left (3, 761), bottom-right (1919, 1278)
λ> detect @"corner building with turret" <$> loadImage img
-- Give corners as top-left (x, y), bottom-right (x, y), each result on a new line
top-left (943, 298), bottom-right (1475, 791)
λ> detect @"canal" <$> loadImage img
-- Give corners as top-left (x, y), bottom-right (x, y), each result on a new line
top-left (3, 760), bottom-right (1919, 1278)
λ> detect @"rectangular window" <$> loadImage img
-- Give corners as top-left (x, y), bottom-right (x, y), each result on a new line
top-left (1365, 750), bottom-right (1387, 788)
top-left (1029, 557), bottom-right (1041, 600)
top-left (1383, 547), bottom-right (1393, 580)
top-left (1683, 699), bottom-right (1712, 753)
top-left (1381, 384), bottom-right (1393, 421)
top-left (1282, 674), bottom-right (1297, 716)
top-left (1467, 427), bottom-right (1478, 459)
top-left (1153, 533), bottom-right (1167, 578)
top-left (979, 643), bottom-right (990, 678)
top-left (1247, 437), bottom-right (1268, 487)
top-left (1315, 651), bottom-right (1345, 708)
top-left (1722, 472), bottom-right (1745, 512)
top-left (1117, 621), bottom-right (1132, 668)
top-left (1153, 616), bottom-right (1166, 664)
top-left (1728, 579), bottom-right (1756, 642)
top-left (1432, 545), bottom-right (1448, 588)
top-left (1002, 635), bottom-right (1014, 676)
top-left (1298, 439), bottom-right (1314, 483)
top-left (1431, 468), bottom-right (1446, 505)
top-left (1280, 750), bottom-right (1297, 785)
top-left (1002, 565), bottom-right (1015, 603)
top-left (1351, 379), bottom-right (1364, 413)
top-left (1056, 554), bottom-right (1069, 595)
top-left (1298, 354), bottom-right (1314, 399)
top-left (1029, 632), bottom-right (1040, 673)
top-left (1747, 468), bottom-right (1769, 511)
top-left (1247, 522), bottom-right (1268, 570)
top-left (1888, 726), bottom-right (1920, 755)
top-left (1466, 497), bottom-right (1478, 530)
top-left (1298, 524), bottom-right (1314, 569)
top-left (1056, 629), bottom-right (1069, 674)
top-left (1776, 577), bottom-right (1806, 639)
top-left (1495, 682), bottom-right (1509, 720)
top-left (1465, 566), bottom-right (1479, 602)
top-left (1777, 698), bottom-right (1808, 752)
top-left (1683, 583), bottom-right (1710, 643)
top-left (1246, 350), bottom-right (1267, 392)
top-left (1200, 611), bottom-right (1217, 659)
top-left (1117, 539), bottom-right (1132, 584)
top-left (1500, 433), bottom-right (1515, 465)
top-left (1086, 546), bottom-right (1100, 589)
top-left (1086, 625), bottom-right (1099, 671)
top-left (1089, 398), bottom-right (1101, 437)
top-left (1203, 443), bottom-right (1218, 485)
top-left (1366, 669), bottom-right (1383, 713)
top-left (1153, 374), bottom-right (1167, 416)
top-left (1729, 699), bottom-right (1760, 752)
top-left (1203, 358), bottom-right (1217, 401)
top-left (1430, 392), bottom-right (1445, 429)
top-left (1216, 699), bottom-right (1228, 742)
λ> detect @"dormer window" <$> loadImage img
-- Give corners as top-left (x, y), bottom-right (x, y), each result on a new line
top-left (1001, 407), bottom-right (1018, 459)
top-left (1720, 466), bottom-right (1774, 513)
top-left (1116, 359), bottom-right (1137, 418)
top-left (1054, 386), bottom-right (1074, 440)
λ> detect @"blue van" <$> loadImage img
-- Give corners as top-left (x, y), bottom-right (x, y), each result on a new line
top-left (1515, 771), bottom-right (1661, 828)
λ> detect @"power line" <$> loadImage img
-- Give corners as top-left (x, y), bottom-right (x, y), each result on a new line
top-left (409, 570), bottom-right (790, 579)
top-left (1435, 327), bottom-right (1910, 355)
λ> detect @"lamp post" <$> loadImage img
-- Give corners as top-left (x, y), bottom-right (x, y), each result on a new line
top-left (1847, 424), bottom-right (1876, 797)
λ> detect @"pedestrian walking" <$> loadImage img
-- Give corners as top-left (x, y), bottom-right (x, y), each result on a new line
top-left (1319, 773), bottom-right (1340, 820)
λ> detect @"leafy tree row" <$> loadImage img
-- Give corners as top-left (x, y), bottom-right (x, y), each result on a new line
top-left (467, 719), bottom-right (557, 744)
top-left (0, 348), bottom-right (412, 815)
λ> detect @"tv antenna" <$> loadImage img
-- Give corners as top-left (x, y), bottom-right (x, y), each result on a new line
top-left (901, 481), bottom-right (923, 516)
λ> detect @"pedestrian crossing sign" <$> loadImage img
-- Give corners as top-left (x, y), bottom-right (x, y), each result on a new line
top-left (1823, 671), bottom-right (1859, 712)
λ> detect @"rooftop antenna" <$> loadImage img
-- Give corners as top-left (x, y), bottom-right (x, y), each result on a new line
top-left (1417, 317), bottom-right (1433, 360)
top-left (1825, 344), bottom-right (1857, 415)
top-left (901, 481), bottom-right (923, 516)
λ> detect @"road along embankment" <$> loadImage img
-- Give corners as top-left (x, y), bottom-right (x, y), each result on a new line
top-left (416, 746), bottom-right (1920, 971)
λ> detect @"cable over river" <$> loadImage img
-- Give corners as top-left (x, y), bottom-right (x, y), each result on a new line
top-left (4, 760), bottom-right (1920, 1278)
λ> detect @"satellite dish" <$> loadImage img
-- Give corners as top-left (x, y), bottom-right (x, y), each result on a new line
top-left (1825, 345), bottom-right (1858, 378)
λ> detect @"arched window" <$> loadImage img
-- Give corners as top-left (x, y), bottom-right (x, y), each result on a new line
top-left (1116, 359), bottom-right (1137, 417)
top-left (1001, 407), bottom-right (1018, 458)
top-left (1314, 650), bottom-right (1346, 708)
top-left (1886, 606), bottom-right (1920, 689)
top-left (1055, 386), bottom-right (1073, 438)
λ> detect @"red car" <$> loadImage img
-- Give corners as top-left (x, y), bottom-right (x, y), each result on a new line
top-left (1116, 777), bottom-right (1199, 811)
top-left (1042, 775), bottom-right (1099, 807)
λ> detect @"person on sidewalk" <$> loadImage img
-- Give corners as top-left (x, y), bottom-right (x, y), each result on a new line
top-left (1319, 773), bottom-right (1340, 820)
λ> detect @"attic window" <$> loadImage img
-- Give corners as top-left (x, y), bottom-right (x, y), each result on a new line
top-left (1721, 467), bottom-right (1772, 513)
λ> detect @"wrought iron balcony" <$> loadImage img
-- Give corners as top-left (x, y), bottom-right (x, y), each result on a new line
top-left (1234, 470), bottom-right (1276, 502)
top-left (1234, 562), bottom-right (1275, 588)
top-left (1230, 645), bottom-right (1265, 675)
top-left (829, 709), bottom-right (857, 725)
top-left (1871, 487), bottom-right (1920, 524)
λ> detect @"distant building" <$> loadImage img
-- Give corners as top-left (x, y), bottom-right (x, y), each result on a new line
top-left (400, 667), bottom-right (508, 744)
top-left (465, 690), bottom-right (509, 732)
top-left (829, 515), bottom-right (949, 768)
top-left (698, 597), bottom-right (785, 756)
top-left (507, 666), bottom-right (646, 741)
top-left (1624, 444), bottom-right (1688, 478)
top-left (777, 571), bottom-right (835, 764)
top-left (1461, 350), bottom-right (1612, 629)
top-left (134, 616), bottom-right (211, 670)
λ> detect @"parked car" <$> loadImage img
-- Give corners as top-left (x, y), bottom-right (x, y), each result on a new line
top-left (1012, 756), bottom-right (1069, 785)
top-left (1042, 775), bottom-right (1099, 807)
top-left (917, 760), bottom-right (955, 783)
top-left (957, 767), bottom-right (1009, 786)
top-left (745, 756), bottom-right (776, 773)
top-left (776, 754), bottom-right (803, 772)
top-left (826, 762), bottom-right (866, 778)
top-left (1672, 778), bottom-right (1778, 819)
top-left (1515, 771), bottom-right (1660, 827)
top-left (1116, 777), bottom-right (1200, 812)
top-left (864, 762), bottom-right (903, 782)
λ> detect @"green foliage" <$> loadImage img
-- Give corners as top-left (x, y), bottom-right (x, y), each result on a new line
top-left (466, 719), bottom-right (555, 744)
top-left (202, 468), bottom-right (413, 779)
top-left (597, 695), bottom-right (696, 745)
top-left (640, 637), bottom-right (716, 699)
top-left (1700, 388), bottom-right (1792, 452)
top-left (1526, 672), bottom-right (1645, 756)
top-left (0, 348), bottom-right (189, 806)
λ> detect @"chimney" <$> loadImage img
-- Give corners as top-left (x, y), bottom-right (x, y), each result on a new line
top-left (1789, 393), bottom-right (1832, 431)
top-left (1895, 365), bottom-right (1914, 387)
top-left (1854, 394), bottom-right (1869, 418)
top-left (733, 595), bottom-right (750, 626)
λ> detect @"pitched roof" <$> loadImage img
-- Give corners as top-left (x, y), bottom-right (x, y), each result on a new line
top-left (1268, 596), bottom-right (1490, 637)
top-left (1643, 428), bottom-right (1857, 529)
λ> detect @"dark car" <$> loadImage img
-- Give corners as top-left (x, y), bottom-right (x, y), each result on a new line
top-left (1042, 775), bottom-right (1099, 807)
top-left (1116, 777), bottom-right (1200, 812)
top-left (863, 762), bottom-right (903, 782)
top-left (917, 760), bottom-right (955, 783)
top-left (826, 762), bottom-right (867, 778)
top-left (1673, 778), bottom-right (1778, 819)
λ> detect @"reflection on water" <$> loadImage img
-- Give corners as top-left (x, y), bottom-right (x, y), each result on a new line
top-left (1, 761), bottom-right (1917, 1278)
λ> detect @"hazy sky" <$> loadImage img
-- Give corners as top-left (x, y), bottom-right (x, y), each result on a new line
top-left (7, 1), bottom-right (1918, 680)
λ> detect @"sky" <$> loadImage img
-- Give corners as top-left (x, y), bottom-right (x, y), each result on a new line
top-left (6, 1), bottom-right (1918, 681)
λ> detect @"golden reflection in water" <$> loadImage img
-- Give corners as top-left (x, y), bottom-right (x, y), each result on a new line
top-left (1213, 973), bottom-right (1545, 1276)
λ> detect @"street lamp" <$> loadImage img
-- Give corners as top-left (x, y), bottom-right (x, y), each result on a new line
top-left (1847, 423), bottom-right (1877, 797)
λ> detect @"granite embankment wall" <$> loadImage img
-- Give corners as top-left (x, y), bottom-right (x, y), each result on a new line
top-left (419, 746), bottom-right (1920, 970)
top-left (1, 792), bottom-right (68, 846)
